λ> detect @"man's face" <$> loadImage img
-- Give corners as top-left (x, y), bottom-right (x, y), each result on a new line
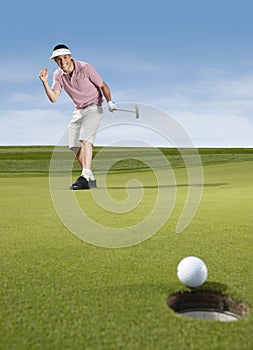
top-left (54, 54), bottom-right (73, 74)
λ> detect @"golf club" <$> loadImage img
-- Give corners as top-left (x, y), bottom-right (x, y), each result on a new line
top-left (116, 104), bottom-right (140, 118)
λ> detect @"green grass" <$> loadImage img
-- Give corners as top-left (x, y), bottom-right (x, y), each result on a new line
top-left (1, 146), bottom-right (253, 175)
top-left (0, 147), bottom-right (253, 349)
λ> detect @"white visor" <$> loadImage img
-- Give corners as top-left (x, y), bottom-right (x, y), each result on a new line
top-left (50, 48), bottom-right (72, 60)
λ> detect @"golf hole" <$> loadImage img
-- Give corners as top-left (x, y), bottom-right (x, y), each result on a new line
top-left (167, 291), bottom-right (250, 322)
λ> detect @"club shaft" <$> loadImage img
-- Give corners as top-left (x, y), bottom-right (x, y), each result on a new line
top-left (116, 108), bottom-right (135, 113)
top-left (116, 105), bottom-right (140, 118)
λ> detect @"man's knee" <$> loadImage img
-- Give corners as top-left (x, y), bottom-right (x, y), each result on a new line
top-left (80, 140), bottom-right (93, 147)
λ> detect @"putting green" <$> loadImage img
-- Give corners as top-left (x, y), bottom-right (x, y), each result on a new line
top-left (0, 148), bottom-right (252, 350)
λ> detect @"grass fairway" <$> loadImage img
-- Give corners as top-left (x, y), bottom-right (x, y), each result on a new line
top-left (0, 147), bottom-right (253, 349)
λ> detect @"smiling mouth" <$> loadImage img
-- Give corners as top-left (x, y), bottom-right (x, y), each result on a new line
top-left (60, 60), bottom-right (74, 74)
top-left (61, 64), bottom-right (70, 72)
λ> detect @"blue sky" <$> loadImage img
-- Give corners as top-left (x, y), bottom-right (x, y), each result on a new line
top-left (1, 0), bottom-right (253, 146)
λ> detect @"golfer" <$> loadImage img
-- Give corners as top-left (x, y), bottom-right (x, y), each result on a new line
top-left (39, 44), bottom-right (117, 190)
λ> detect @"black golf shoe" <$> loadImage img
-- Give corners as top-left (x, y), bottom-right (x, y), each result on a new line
top-left (69, 176), bottom-right (97, 190)
top-left (88, 179), bottom-right (97, 189)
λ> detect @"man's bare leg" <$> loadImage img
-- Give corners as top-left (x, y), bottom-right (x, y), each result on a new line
top-left (76, 141), bottom-right (92, 167)
top-left (76, 141), bottom-right (95, 180)
top-left (69, 141), bottom-right (96, 190)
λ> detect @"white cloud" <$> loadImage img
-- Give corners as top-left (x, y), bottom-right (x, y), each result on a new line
top-left (133, 70), bottom-right (253, 146)
top-left (10, 93), bottom-right (34, 102)
top-left (0, 109), bottom-right (69, 145)
top-left (172, 110), bottom-right (253, 147)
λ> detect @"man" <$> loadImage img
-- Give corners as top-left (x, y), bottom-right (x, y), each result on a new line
top-left (39, 44), bottom-right (117, 190)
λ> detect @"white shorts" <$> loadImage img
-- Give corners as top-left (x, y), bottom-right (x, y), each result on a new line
top-left (68, 104), bottom-right (103, 150)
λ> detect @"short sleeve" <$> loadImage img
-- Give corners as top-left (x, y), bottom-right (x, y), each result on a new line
top-left (51, 70), bottom-right (63, 91)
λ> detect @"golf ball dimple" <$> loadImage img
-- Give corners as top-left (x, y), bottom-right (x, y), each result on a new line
top-left (177, 256), bottom-right (208, 287)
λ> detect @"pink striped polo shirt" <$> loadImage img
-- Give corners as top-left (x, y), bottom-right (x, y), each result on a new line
top-left (52, 59), bottom-right (104, 109)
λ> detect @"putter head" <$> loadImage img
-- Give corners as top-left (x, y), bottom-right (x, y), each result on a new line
top-left (135, 104), bottom-right (140, 118)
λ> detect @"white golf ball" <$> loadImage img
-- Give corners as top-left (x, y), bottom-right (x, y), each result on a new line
top-left (177, 256), bottom-right (208, 287)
